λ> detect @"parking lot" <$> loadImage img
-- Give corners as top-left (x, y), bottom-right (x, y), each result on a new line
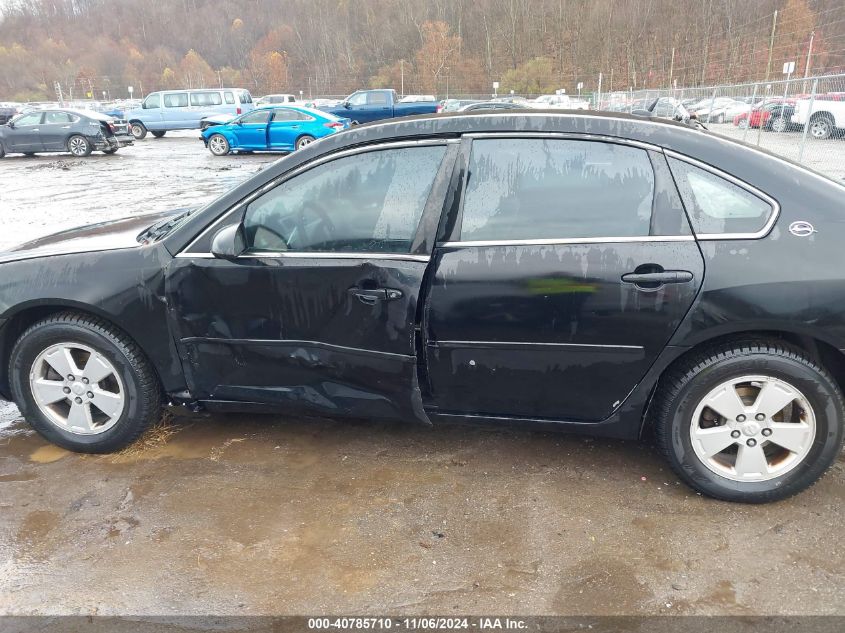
top-left (1, 131), bottom-right (845, 617)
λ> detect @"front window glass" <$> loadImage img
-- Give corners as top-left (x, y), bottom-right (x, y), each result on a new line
top-left (14, 112), bottom-right (42, 125)
top-left (460, 138), bottom-right (655, 241)
top-left (240, 110), bottom-right (272, 124)
top-left (143, 94), bottom-right (160, 109)
top-left (347, 92), bottom-right (367, 106)
top-left (243, 146), bottom-right (446, 253)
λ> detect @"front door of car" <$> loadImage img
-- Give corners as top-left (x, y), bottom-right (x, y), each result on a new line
top-left (424, 136), bottom-right (705, 422)
top-left (5, 112), bottom-right (44, 151)
top-left (232, 110), bottom-right (272, 149)
top-left (40, 111), bottom-right (75, 150)
top-left (166, 141), bottom-right (456, 423)
top-left (267, 108), bottom-right (309, 151)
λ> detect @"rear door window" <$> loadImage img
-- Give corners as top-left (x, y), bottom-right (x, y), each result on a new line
top-left (44, 111), bottom-right (73, 124)
top-left (272, 109), bottom-right (311, 122)
top-left (459, 138), bottom-right (656, 241)
top-left (667, 157), bottom-right (774, 235)
top-left (163, 93), bottom-right (189, 108)
top-left (190, 92), bottom-right (223, 106)
top-left (224, 92), bottom-right (235, 105)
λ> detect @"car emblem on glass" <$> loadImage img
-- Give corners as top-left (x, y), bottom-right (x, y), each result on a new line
top-left (789, 221), bottom-right (816, 237)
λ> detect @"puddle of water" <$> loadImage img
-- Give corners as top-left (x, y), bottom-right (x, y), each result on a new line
top-left (29, 445), bottom-right (72, 463)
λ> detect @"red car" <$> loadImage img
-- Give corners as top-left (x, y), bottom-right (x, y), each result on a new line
top-left (733, 99), bottom-right (796, 129)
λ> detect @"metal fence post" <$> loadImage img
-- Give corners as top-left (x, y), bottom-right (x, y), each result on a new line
top-left (798, 78), bottom-right (818, 164)
top-left (743, 83), bottom-right (759, 143)
top-left (704, 86), bottom-right (717, 124)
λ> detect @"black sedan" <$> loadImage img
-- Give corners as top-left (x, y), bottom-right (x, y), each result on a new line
top-left (0, 111), bottom-right (843, 503)
top-left (0, 108), bottom-right (133, 158)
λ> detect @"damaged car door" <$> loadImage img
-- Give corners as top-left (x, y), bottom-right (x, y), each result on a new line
top-left (166, 140), bottom-right (455, 422)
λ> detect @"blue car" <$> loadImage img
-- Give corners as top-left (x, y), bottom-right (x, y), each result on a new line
top-left (201, 105), bottom-right (350, 156)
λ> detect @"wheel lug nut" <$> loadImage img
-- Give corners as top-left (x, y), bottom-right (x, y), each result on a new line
top-left (74, 397), bottom-right (82, 404)
top-left (67, 375), bottom-right (74, 381)
top-left (63, 387), bottom-right (71, 394)
top-left (82, 378), bottom-right (89, 384)
top-left (755, 413), bottom-right (765, 421)
top-left (747, 438), bottom-right (757, 447)
top-left (86, 392), bottom-right (94, 399)
top-left (731, 430), bottom-right (741, 439)
top-left (762, 428), bottom-right (772, 437)
top-left (736, 414), bottom-right (746, 422)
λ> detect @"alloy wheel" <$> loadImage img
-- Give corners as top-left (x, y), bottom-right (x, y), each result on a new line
top-left (209, 135), bottom-right (228, 155)
top-left (689, 375), bottom-right (816, 482)
top-left (69, 137), bottom-right (88, 156)
top-left (29, 342), bottom-right (125, 435)
top-left (810, 119), bottom-right (830, 139)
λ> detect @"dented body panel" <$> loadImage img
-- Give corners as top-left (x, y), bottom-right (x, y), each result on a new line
top-left (1, 110), bottom-right (844, 439)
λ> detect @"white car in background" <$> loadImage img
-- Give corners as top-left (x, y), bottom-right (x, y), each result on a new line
top-left (399, 94), bottom-right (436, 103)
top-left (256, 94), bottom-right (298, 105)
top-left (528, 94), bottom-right (589, 110)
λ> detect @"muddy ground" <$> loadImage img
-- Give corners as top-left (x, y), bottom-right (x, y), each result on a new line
top-left (1, 132), bottom-right (844, 617)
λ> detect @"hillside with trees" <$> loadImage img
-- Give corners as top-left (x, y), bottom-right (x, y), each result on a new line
top-left (0, 0), bottom-right (842, 101)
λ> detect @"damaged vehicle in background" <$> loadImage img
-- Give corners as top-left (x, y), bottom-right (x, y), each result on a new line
top-left (0, 109), bottom-right (133, 157)
top-left (0, 111), bottom-right (844, 505)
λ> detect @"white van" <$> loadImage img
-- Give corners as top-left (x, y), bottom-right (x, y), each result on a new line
top-left (126, 89), bottom-right (255, 139)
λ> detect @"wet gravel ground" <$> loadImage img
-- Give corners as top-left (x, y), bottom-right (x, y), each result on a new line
top-left (1, 131), bottom-right (845, 617)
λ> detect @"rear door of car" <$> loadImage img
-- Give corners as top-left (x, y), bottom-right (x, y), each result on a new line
top-left (167, 139), bottom-right (458, 422)
top-left (267, 108), bottom-right (311, 150)
top-left (423, 134), bottom-right (705, 422)
top-left (39, 111), bottom-right (76, 150)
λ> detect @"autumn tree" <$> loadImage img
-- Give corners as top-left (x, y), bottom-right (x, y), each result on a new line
top-left (500, 57), bottom-right (558, 94)
top-left (414, 21), bottom-right (461, 94)
top-left (179, 49), bottom-right (215, 88)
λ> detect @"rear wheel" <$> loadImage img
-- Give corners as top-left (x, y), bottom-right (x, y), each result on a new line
top-left (295, 134), bottom-right (316, 150)
top-left (653, 340), bottom-right (844, 503)
top-left (809, 114), bottom-right (834, 140)
top-left (208, 133), bottom-right (230, 156)
top-left (151, 131), bottom-right (166, 138)
top-left (770, 116), bottom-right (788, 133)
top-left (9, 312), bottom-right (162, 453)
top-left (67, 135), bottom-right (92, 157)
top-left (130, 122), bottom-right (147, 139)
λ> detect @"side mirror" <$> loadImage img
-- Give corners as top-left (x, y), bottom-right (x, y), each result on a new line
top-left (210, 223), bottom-right (246, 260)
top-left (343, 101), bottom-right (351, 109)
top-left (7, 122), bottom-right (14, 129)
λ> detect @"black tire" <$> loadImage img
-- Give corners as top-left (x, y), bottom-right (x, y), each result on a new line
top-left (103, 148), bottom-right (118, 155)
top-left (0, 140), bottom-right (4, 158)
top-left (130, 122), bottom-right (147, 139)
top-left (295, 134), bottom-right (316, 150)
top-left (9, 312), bottom-right (162, 453)
top-left (653, 340), bottom-right (844, 503)
top-left (23, 152), bottom-right (36, 157)
top-left (770, 117), bottom-right (787, 133)
top-left (151, 131), bottom-right (166, 138)
top-left (67, 135), bottom-right (92, 157)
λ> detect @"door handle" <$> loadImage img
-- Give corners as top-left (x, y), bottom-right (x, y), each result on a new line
top-left (31, 128), bottom-right (39, 132)
top-left (348, 287), bottom-right (403, 305)
top-left (622, 270), bottom-right (693, 288)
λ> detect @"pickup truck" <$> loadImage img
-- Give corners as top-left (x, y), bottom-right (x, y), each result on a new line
top-left (320, 89), bottom-right (439, 124)
top-left (791, 96), bottom-right (845, 139)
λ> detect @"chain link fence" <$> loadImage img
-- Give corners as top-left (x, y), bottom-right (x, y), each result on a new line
top-left (591, 73), bottom-right (845, 180)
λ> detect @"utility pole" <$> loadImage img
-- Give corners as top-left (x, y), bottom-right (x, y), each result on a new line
top-left (400, 59), bottom-right (405, 97)
top-left (764, 10), bottom-right (778, 82)
top-left (668, 47), bottom-right (675, 91)
top-left (804, 30), bottom-right (815, 77)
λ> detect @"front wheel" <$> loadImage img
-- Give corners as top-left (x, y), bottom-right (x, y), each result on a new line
top-left (67, 135), bottom-right (92, 157)
top-left (207, 133), bottom-right (230, 156)
top-left (9, 312), bottom-right (162, 453)
top-left (295, 134), bottom-right (316, 150)
top-left (130, 122), bottom-right (147, 139)
top-left (151, 131), bottom-right (166, 138)
top-left (737, 119), bottom-right (749, 129)
top-left (653, 341), bottom-right (844, 503)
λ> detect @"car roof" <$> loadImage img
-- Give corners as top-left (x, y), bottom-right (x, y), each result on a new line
top-left (253, 104), bottom-right (338, 119)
